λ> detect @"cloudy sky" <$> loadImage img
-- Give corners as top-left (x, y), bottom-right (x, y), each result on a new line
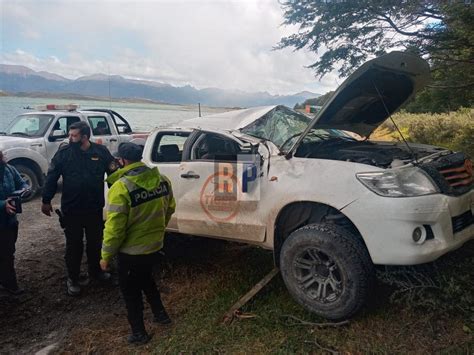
top-left (0, 0), bottom-right (340, 95)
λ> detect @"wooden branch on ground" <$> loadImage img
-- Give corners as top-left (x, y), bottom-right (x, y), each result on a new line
top-left (282, 314), bottom-right (350, 328)
top-left (222, 267), bottom-right (279, 325)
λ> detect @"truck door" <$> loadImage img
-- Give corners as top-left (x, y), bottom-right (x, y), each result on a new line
top-left (147, 130), bottom-right (191, 231)
top-left (45, 115), bottom-right (81, 162)
top-left (87, 115), bottom-right (119, 152)
top-left (177, 130), bottom-right (266, 243)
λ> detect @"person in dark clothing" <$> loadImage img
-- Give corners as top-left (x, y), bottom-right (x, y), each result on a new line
top-left (41, 121), bottom-right (118, 296)
top-left (0, 150), bottom-right (28, 295)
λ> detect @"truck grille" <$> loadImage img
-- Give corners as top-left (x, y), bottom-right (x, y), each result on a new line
top-left (418, 153), bottom-right (472, 196)
top-left (452, 210), bottom-right (474, 234)
top-left (438, 159), bottom-right (473, 189)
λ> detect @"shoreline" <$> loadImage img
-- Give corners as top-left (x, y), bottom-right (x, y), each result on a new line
top-left (0, 91), bottom-right (242, 110)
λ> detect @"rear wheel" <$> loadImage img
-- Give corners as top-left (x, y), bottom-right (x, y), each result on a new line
top-left (280, 223), bottom-right (374, 320)
top-left (14, 164), bottom-right (39, 202)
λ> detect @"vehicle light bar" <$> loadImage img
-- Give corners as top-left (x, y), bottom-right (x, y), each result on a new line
top-left (37, 104), bottom-right (79, 111)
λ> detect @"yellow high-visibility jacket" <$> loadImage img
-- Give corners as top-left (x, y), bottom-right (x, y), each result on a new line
top-left (101, 162), bottom-right (176, 262)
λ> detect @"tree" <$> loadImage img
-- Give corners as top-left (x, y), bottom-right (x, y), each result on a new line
top-left (277, 1), bottom-right (474, 112)
top-left (294, 90), bottom-right (334, 110)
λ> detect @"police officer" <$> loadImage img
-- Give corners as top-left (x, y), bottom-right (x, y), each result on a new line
top-left (0, 150), bottom-right (28, 295)
top-left (41, 121), bottom-right (117, 296)
top-left (100, 142), bottom-right (175, 345)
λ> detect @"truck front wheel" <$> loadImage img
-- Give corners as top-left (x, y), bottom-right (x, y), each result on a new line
top-left (14, 164), bottom-right (39, 202)
top-left (280, 223), bottom-right (374, 320)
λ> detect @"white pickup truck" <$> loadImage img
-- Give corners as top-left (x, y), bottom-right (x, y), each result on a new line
top-left (0, 105), bottom-right (147, 200)
top-left (143, 52), bottom-right (473, 320)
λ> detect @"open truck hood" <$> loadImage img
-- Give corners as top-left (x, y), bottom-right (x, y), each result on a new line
top-left (288, 51), bottom-right (430, 155)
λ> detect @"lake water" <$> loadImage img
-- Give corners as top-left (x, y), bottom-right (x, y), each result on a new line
top-left (0, 96), bottom-right (231, 132)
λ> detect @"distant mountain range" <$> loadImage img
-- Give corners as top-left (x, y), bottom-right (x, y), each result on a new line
top-left (0, 64), bottom-right (320, 108)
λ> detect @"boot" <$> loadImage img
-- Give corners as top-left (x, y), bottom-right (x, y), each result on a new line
top-left (66, 278), bottom-right (81, 296)
top-left (90, 271), bottom-right (111, 282)
top-left (127, 331), bottom-right (151, 345)
top-left (78, 274), bottom-right (90, 287)
top-left (153, 309), bottom-right (172, 325)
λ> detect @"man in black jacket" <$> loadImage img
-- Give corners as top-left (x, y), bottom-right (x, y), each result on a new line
top-left (41, 121), bottom-right (118, 296)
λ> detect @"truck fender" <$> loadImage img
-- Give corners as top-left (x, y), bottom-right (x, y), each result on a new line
top-left (3, 147), bottom-right (49, 175)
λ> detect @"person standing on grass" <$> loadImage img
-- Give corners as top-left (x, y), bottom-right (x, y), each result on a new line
top-left (41, 121), bottom-right (118, 296)
top-left (0, 150), bottom-right (28, 295)
top-left (100, 142), bottom-right (175, 345)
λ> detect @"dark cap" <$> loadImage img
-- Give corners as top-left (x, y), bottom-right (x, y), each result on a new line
top-left (113, 142), bottom-right (143, 162)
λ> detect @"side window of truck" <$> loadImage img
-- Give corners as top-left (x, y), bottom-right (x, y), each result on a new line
top-left (51, 116), bottom-right (81, 135)
top-left (88, 116), bottom-right (111, 136)
top-left (191, 133), bottom-right (242, 162)
top-left (152, 132), bottom-right (190, 163)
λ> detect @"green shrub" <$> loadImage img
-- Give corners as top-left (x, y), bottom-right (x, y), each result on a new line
top-left (376, 108), bottom-right (474, 158)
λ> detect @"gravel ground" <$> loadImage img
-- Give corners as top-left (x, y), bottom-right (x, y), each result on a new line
top-left (0, 193), bottom-right (238, 354)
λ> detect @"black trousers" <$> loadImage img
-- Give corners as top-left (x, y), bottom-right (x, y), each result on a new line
top-left (0, 224), bottom-right (19, 289)
top-left (63, 211), bottom-right (103, 281)
top-left (118, 252), bottom-right (165, 334)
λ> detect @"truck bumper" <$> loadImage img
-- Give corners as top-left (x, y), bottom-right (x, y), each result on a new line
top-left (342, 189), bottom-right (474, 265)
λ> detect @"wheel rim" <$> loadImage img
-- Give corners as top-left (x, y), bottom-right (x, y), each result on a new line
top-left (19, 173), bottom-right (32, 189)
top-left (293, 248), bottom-right (343, 303)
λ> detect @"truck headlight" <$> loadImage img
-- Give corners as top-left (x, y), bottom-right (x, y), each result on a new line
top-left (356, 168), bottom-right (439, 197)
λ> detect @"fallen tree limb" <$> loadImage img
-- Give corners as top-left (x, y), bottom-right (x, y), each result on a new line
top-left (222, 267), bottom-right (279, 324)
top-left (282, 314), bottom-right (349, 328)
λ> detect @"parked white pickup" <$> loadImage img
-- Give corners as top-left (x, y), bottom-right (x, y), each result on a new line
top-left (0, 105), bottom-right (148, 200)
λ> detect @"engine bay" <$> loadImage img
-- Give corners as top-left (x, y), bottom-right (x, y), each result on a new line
top-left (295, 137), bottom-right (447, 168)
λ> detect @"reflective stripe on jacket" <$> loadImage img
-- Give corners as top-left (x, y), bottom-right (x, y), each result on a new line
top-left (101, 162), bottom-right (176, 261)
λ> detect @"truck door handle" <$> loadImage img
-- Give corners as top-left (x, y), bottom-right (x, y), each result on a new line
top-left (180, 172), bottom-right (200, 179)
top-left (110, 138), bottom-right (118, 142)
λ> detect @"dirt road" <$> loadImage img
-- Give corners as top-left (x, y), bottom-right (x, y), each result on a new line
top-left (0, 195), bottom-right (231, 353)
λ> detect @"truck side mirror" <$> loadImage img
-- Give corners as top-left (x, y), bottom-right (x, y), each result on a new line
top-left (48, 129), bottom-right (67, 142)
top-left (118, 125), bottom-right (132, 134)
top-left (240, 142), bottom-right (253, 153)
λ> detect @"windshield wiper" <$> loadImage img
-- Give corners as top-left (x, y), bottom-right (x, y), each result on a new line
top-left (9, 132), bottom-right (31, 137)
top-left (280, 131), bottom-right (355, 151)
top-left (0, 132), bottom-right (6, 135)
top-left (280, 132), bottom-right (304, 151)
top-left (324, 134), bottom-right (358, 142)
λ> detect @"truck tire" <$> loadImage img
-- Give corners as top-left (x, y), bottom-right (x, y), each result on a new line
top-left (280, 223), bottom-right (374, 320)
top-left (14, 164), bottom-right (39, 202)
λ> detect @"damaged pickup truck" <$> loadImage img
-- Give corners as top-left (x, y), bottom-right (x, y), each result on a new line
top-left (143, 51), bottom-right (473, 320)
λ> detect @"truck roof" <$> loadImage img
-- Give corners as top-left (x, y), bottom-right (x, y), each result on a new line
top-left (178, 105), bottom-right (277, 131)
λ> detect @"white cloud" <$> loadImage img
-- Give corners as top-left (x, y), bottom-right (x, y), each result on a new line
top-left (1, 0), bottom-right (341, 95)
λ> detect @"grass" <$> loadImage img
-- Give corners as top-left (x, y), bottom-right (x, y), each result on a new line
top-left (142, 236), bottom-right (474, 354)
top-left (60, 235), bottom-right (473, 353)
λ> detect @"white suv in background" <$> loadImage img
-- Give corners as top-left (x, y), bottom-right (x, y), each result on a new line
top-left (0, 106), bottom-right (147, 200)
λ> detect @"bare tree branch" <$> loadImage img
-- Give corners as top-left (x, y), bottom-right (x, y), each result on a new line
top-left (282, 314), bottom-right (350, 328)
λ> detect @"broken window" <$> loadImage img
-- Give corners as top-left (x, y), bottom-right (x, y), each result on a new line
top-left (240, 106), bottom-right (310, 148)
